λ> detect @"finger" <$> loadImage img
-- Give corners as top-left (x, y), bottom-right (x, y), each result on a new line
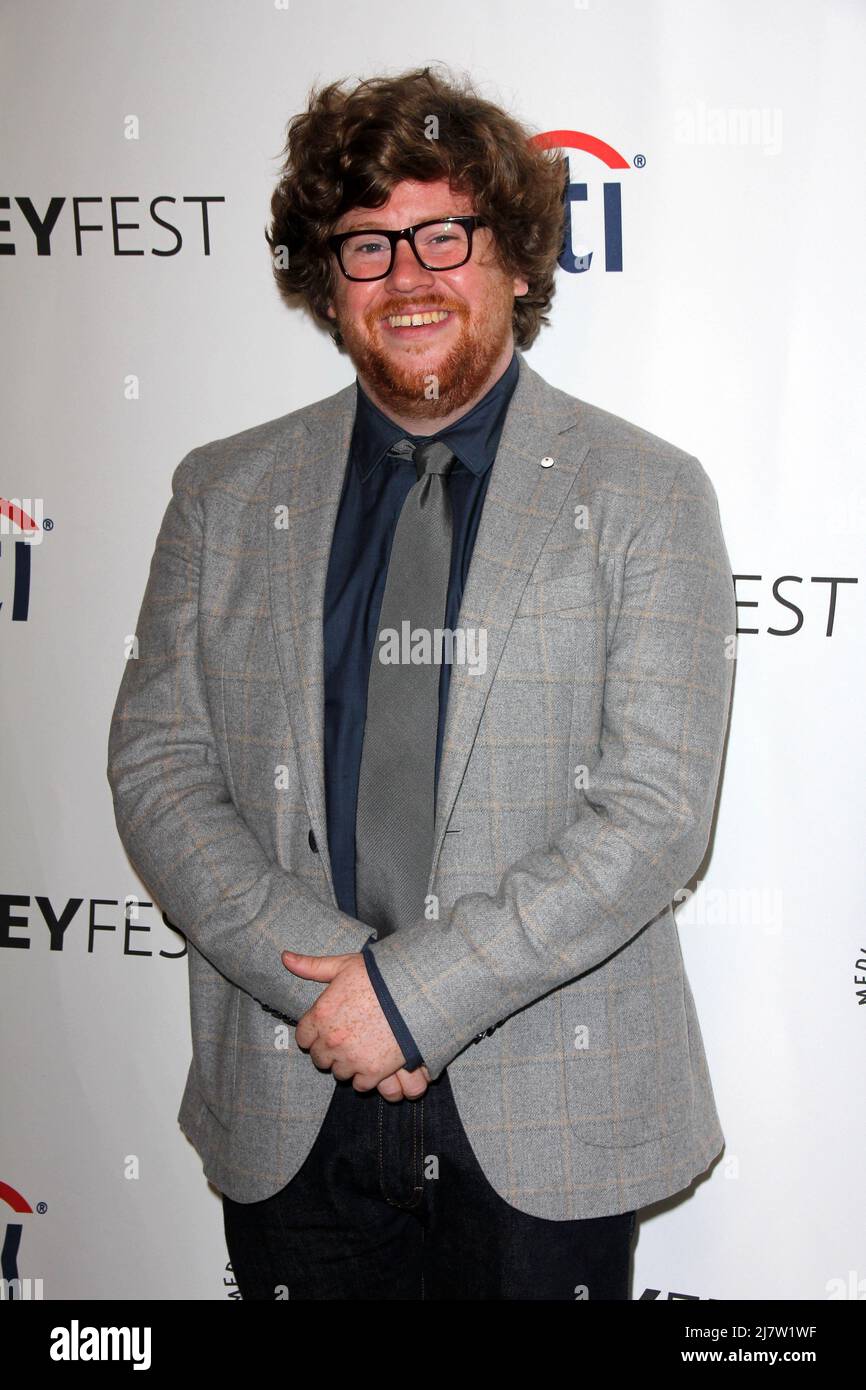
top-left (394, 1066), bottom-right (428, 1099)
top-left (351, 1070), bottom-right (382, 1094)
top-left (375, 1073), bottom-right (406, 1102)
top-left (293, 1016), bottom-right (315, 1050)
top-left (308, 1043), bottom-right (337, 1074)
top-left (280, 951), bottom-right (342, 983)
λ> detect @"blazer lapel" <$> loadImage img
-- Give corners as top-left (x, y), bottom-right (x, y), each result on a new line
top-left (268, 382), bottom-right (357, 906)
top-left (267, 351), bottom-right (593, 907)
top-left (429, 352), bottom-right (591, 884)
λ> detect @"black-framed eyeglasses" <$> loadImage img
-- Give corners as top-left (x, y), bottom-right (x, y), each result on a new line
top-left (326, 215), bottom-right (488, 281)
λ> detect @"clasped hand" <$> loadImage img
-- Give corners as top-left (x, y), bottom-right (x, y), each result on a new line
top-left (280, 949), bottom-right (431, 1100)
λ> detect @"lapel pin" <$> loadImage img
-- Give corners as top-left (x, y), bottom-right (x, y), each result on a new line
top-left (540, 456), bottom-right (555, 469)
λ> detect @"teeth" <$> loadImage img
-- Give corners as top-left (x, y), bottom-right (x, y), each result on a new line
top-left (387, 310), bottom-right (450, 328)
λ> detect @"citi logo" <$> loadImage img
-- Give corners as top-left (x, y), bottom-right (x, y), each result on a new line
top-left (533, 129), bottom-right (635, 275)
top-left (0, 1179), bottom-right (41, 1300)
top-left (0, 497), bottom-right (44, 622)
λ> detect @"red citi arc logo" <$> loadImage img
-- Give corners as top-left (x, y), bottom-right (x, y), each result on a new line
top-left (0, 497), bottom-right (42, 622)
top-left (1, 1179), bottom-right (36, 1297)
top-left (532, 129), bottom-right (633, 274)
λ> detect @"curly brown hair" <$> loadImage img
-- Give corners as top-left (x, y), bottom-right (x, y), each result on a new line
top-left (264, 64), bottom-right (567, 350)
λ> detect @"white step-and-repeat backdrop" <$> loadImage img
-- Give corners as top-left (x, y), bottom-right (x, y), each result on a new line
top-left (2, 0), bottom-right (864, 1300)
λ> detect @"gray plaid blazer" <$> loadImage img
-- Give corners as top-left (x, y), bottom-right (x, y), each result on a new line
top-left (107, 350), bottom-right (735, 1220)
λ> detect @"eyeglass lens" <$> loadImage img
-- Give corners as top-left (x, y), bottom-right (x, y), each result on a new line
top-left (340, 221), bottom-right (470, 278)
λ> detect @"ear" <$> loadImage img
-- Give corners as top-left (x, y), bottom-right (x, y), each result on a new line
top-left (325, 302), bottom-right (336, 320)
top-left (512, 273), bottom-right (529, 298)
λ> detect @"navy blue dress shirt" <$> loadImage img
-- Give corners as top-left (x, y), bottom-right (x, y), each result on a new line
top-left (322, 349), bottom-right (519, 1071)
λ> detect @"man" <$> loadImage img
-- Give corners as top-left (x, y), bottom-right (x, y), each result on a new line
top-left (107, 66), bottom-right (736, 1301)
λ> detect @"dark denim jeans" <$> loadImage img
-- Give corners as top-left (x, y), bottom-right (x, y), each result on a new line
top-left (222, 1068), bottom-right (637, 1301)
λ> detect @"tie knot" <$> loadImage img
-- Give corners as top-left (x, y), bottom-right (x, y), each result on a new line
top-left (411, 438), bottom-right (456, 482)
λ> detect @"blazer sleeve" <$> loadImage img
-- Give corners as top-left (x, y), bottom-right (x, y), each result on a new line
top-left (106, 448), bottom-right (374, 1024)
top-left (364, 453), bottom-right (737, 1081)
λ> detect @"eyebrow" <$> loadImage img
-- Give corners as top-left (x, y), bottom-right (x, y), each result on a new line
top-left (338, 214), bottom-right (466, 233)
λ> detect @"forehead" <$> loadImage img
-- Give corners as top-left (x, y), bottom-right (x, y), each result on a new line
top-left (336, 178), bottom-right (475, 231)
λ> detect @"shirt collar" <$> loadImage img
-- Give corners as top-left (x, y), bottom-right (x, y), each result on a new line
top-left (351, 349), bottom-right (519, 482)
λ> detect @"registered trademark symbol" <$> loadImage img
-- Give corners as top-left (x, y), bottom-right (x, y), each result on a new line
top-left (37, 1201), bottom-right (47, 1213)
top-left (43, 517), bottom-right (54, 531)
top-left (633, 154), bottom-right (646, 168)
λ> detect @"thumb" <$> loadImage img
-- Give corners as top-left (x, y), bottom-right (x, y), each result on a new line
top-left (280, 950), bottom-right (341, 982)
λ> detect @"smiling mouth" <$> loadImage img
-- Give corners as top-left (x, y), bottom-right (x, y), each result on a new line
top-left (383, 309), bottom-right (452, 330)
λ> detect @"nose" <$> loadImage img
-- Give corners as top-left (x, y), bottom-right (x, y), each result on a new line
top-left (385, 235), bottom-right (437, 292)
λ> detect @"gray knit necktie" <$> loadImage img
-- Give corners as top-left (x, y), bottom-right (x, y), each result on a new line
top-left (355, 437), bottom-right (457, 941)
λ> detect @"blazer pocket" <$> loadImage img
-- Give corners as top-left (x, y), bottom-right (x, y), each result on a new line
top-left (559, 970), bottom-right (695, 1147)
top-left (515, 566), bottom-right (598, 618)
top-left (187, 942), bottom-right (240, 1130)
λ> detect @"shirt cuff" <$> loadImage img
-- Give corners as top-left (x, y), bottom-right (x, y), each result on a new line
top-left (361, 934), bottom-right (425, 1071)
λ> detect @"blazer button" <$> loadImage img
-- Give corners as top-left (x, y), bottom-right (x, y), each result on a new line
top-left (308, 828), bottom-right (318, 853)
